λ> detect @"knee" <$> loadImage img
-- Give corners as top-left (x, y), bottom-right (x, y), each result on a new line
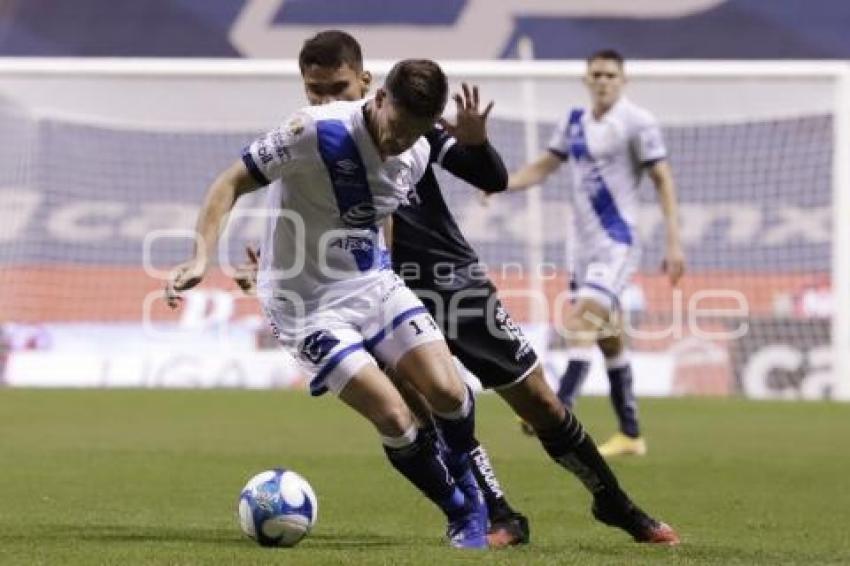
top-left (407, 359), bottom-right (466, 415)
top-left (598, 337), bottom-right (623, 359)
top-left (372, 403), bottom-right (414, 438)
top-left (563, 310), bottom-right (600, 346)
top-left (421, 375), bottom-right (466, 415)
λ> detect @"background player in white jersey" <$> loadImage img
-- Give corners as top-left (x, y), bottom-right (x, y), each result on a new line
top-left (165, 59), bottom-right (490, 548)
top-left (505, 49), bottom-right (686, 457)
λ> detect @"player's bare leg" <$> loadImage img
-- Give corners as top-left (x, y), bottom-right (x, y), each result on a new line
top-left (515, 298), bottom-right (600, 435)
top-left (498, 367), bottom-right (679, 545)
top-left (338, 363), bottom-right (485, 548)
top-left (388, 368), bottom-right (436, 428)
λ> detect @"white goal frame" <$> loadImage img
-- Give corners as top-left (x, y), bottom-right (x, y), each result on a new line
top-left (1, 58), bottom-right (848, 399)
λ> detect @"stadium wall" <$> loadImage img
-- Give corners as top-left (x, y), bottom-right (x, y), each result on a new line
top-left (1, 1), bottom-right (850, 59)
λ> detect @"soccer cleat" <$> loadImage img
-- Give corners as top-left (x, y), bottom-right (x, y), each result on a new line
top-left (487, 512), bottom-right (530, 547)
top-left (598, 433), bottom-right (647, 457)
top-left (453, 467), bottom-right (490, 543)
top-left (592, 497), bottom-right (680, 545)
top-left (446, 498), bottom-right (489, 549)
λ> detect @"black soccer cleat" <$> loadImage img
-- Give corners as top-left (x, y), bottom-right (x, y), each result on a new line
top-left (591, 497), bottom-right (680, 545)
top-left (487, 511), bottom-right (530, 547)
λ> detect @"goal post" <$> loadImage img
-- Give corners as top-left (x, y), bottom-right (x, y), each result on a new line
top-left (0, 58), bottom-right (847, 399)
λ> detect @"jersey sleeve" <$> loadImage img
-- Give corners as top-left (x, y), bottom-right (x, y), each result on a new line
top-left (426, 127), bottom-right (508, 193)
top-left (424, 125), bottom-right (455, 165)
top-left (547, 113), bottom-right (571, 161)
top-left (632, 113), bottom-right (668, 166)
top-left (241, 112), bottom-right (315, 186)
top-left (409, 136), bottom-right (431, 186)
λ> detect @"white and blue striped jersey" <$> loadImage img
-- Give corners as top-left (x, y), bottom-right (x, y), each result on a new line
top-left (548, 96), bottom-right (667, 254)
top-left (241, 99), bottom-right (430, 311)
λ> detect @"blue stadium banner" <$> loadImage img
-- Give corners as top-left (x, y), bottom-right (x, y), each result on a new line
top-left (1, 0), bottom-right (849, 59)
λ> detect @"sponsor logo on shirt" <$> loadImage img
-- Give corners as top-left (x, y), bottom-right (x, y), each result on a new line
top-left (328, 234), bottom-right (377, 270)
top-left (271, 129), bottom-right (292, 161)
top-left (335, 159), bottom-right (359, 175)
top-left (257, 141), bottom-right (275, 164)
top-left (340, 202), bottom-right (377, 228)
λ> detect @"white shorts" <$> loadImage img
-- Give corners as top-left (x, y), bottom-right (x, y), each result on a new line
top-left (262, 271), bottom-right (443, 396)
top-left (570, 244), bottom-right (640, 311)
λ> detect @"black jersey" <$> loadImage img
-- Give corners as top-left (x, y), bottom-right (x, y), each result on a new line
top-left (391, 126), bottom-right (507, 292)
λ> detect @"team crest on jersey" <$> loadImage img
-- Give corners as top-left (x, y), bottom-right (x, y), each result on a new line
top-left (300, 330), bottom-right (340, 364)
top-left (287, 116), bottom-right (305, 136)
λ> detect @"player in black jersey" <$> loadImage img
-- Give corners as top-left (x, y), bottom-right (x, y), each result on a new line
top-left (237, 30), bottom-right (679, 547)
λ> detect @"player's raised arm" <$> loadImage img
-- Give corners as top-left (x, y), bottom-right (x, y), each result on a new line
top-left (432, 83), bottom-right (507, 192)
top-left (648, 160), bottom-right (685, 286)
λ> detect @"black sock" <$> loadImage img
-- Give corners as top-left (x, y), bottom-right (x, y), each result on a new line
top-left (557, 359), bottom-right (591, 408)
top-left (607, 363), bottom-right (640, 438)
top-left (468, 441), bottom-right (515, 519)
top-left (418, 421), bottom-right (439, 447)
top-left (384, 431), bottom-right (468, 521)
top-left (537, 411), bottom-right (626, 503)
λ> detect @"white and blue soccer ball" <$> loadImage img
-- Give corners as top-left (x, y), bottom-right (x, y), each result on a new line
top-left (237, 468), bottom-right (318, 547)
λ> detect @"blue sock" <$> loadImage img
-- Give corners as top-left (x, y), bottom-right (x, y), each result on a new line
top-left (383, 427), bottom-right (468, 521)
top-left (606, 355), bottom-right (640, 438)
top-left (557, 349), bottom-right (594, 408)
top-left (433, 387), bottom-right (476, 474)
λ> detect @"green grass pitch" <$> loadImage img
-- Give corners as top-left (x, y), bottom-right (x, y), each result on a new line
top-left (1, 389), bottom-right (849, 565)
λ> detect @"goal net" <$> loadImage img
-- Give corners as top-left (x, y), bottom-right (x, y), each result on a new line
top-left (1, 59), bottom-right (847, 399)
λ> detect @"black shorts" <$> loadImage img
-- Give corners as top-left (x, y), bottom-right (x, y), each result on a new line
top-left (413, 281), bottom-right (539, 389)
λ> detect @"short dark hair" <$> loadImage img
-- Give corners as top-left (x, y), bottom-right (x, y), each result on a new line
top-left (587, 48), bottom-right (625, 68)
top-left (384, 59), bottom-right (448, 119)
top-left (298, 30), bottom-right (363, 73)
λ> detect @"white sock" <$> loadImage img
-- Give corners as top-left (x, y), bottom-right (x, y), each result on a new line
top-left (381, 424), bottom-right (418, 449)
top-left (433, 386), bottom-right (471, 421)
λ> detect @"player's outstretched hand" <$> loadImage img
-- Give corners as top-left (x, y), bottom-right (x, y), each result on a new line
top-left (662, 245), bottom-right (686, 287)
top-left (234, 245), bottom-right (260, 295)
top-left (165, 256), bottom-right (208, 308)
top-left (438, 82), bottom-right (494, 146)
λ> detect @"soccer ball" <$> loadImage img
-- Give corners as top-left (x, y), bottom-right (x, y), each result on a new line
top-left (237, 468), bottom-right (318, 547)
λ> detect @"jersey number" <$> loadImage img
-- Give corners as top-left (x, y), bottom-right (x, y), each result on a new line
top-left (409, 317), bottom-right (437, 335)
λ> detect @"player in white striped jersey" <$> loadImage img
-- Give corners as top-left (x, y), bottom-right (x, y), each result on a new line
top-left (504, 49), bottom-right (685, 457)
top-left (166, 59), bottom-right (489, 548)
